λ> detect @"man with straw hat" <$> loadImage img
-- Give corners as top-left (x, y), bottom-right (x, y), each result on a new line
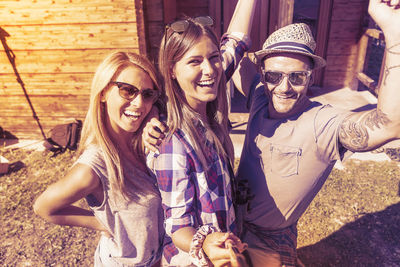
top-left (233, 0), bottom-right (400, 265)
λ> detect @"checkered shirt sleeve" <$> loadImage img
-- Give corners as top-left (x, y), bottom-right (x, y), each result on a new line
top-left (152, 132), bottom-right (197, 236)
top-left (221, 32), bottom-right (251, 81)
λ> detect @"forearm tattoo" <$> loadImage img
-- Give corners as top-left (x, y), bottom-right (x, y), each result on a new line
top-left (339, 109), bottom-right (391, 150)
top-left (383, 43), bottom-right (400, 85)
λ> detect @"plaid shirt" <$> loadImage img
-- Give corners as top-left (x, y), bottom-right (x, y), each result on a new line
top-left (147, 33), bottom-right (250, 265)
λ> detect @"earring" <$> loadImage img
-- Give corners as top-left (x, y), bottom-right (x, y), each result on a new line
top-left (100, 91), bottom-right (106, 102)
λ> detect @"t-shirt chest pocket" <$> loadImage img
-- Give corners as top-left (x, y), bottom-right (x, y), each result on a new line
top-left (269, 144), bottom-right (302, 177)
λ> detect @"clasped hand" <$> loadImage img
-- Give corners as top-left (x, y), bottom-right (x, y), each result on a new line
top-left (203, 232), bottom-right (248, 267)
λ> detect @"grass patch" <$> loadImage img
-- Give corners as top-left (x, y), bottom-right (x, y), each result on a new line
top-left (0, 149), bottom-right (399, 266)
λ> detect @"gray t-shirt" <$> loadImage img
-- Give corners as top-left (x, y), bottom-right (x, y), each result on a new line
top-left (237, 81), bottom-right (351, 229)
top-left (77, 146), bottom-right (164, 266)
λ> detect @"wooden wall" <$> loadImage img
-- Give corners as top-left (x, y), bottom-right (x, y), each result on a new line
top-left (144, 0), bottom-right (371, 94)
top-left (0, 0), bottom-right (370, 140)
top-left (144, 0), bottom-right (164, 62)
top-left (144, 0), bottom-right (211, 62)
top-left (323, 0), bottom-right (368, 89)
top-left (155, 0), bottom-right (370, 90)
top-left (0, 0), bottom-right (145, 139)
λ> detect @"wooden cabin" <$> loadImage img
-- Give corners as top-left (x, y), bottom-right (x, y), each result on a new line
top-left (0, 0), bottom-right (379, 139)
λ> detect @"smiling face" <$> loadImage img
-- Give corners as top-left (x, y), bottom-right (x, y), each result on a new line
top-left (172, 35), bottom-right (222, 114)
top-left (102, 65), bottom-right (155, 137)
top-left (262, 53), bottom-right (313, 119)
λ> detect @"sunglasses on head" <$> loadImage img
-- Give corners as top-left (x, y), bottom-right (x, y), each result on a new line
top-left (163, 16), bottom-right (214, 50)
top-left (261, 70), bottom-right (312, 86)
top-left (167, 16), bottom-right (214, 33)
top-left (110, 81), bottom-right (159, 103)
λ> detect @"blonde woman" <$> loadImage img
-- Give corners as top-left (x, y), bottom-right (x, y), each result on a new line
top-left (145, 0), bottom-right (257, 266)
top-left (34, 52), bottom-right (165, 267)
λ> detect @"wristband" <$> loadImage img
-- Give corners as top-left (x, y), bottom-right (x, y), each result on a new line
top-left (189, 225), bottom-right (219, 267)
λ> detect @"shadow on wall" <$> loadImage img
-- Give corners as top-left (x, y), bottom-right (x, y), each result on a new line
top-left (297, 202), bottom-right (400, 267)
top-left (0, 27), bottom-right (47, 140)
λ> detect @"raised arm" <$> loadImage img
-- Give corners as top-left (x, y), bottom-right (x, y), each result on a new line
top-left (231, 53), bottom-right (260, 97)
top-left (222, 0), bottom-right (258, 97)
top-left (226, 0), bottom-right (258, 36)
top-left (339, 0), bottom-right (400, 152)
top-left (227, 0), bottom-right (260, 97)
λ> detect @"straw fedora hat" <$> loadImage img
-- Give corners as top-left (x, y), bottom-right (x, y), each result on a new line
top-left (254, 23), bottom-right (326, 69)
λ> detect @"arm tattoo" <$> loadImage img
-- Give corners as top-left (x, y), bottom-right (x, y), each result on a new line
top-left (383, 43), bottom-right (400, 85)
top-left (387, 43), bottom-right (400, 55)
top-left (339, 109), bottom-right (391, 151)
top-left (364, 108), bottom-right (391, 130)
top-left (383, 64), bottom-right (400, 85)
top-left (339, 118), bottom-right (368, 150)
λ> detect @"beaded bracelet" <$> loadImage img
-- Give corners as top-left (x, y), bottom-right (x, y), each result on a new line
top-left (189, 225), bottom-right (219, 267)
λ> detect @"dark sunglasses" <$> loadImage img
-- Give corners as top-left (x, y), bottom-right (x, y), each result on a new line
top-left (262, 70), bottom-right (312, 86)
top-left (110, 81), bottom-right (159, 102)
top-left (167, 16), bottom-right (214, 33)
top-left (163, 16), bottom-right (214, 50)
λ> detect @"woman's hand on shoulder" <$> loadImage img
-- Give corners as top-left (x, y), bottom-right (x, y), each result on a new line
top-left (143, 117), bottom-right (168, 153)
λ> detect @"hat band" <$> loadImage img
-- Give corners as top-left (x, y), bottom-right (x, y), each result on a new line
top-left (266, 41), bottom-right (314, 55)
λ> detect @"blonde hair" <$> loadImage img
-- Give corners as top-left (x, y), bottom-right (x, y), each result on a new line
top-left (159, 18), bottom-right (234, 168)
top-left (78, 51), bottom-right (164, 200)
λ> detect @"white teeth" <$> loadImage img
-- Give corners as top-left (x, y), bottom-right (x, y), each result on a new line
top-left (275, 94), bottom-right (294, 99)
top-left (197, 79), bottom-right (215, 86)
top-left (124, 110), bottom-right (141, 117)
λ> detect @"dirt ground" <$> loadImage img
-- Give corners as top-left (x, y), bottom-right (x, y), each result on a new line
top-left (0, 150), bottom-right (98, 266)
top-left (297, 159), bottom-right (400, 267)
top-left (0, 149), bottom-right (399, 266)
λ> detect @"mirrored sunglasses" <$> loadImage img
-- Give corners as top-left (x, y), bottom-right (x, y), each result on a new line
top-left (262, 70), bottom-right (312, 86)
top-left (110, 81), bottom-right (159, 102)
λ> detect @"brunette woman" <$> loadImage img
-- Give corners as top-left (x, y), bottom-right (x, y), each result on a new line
top-left (146, 1), bottom-right (257, 266)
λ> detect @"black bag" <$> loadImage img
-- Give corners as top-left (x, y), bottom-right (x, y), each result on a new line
top-left (227, 162), bottom-right (254, 237)
top-left (47, 120), bottom-right (82, 155)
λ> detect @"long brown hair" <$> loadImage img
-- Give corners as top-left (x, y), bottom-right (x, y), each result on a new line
top-left (158, 18), bottom-right (234, 167)
top-left (79, 51), bottom-right (164, 200)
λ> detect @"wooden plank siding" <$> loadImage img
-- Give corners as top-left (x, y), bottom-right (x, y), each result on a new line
top-left (0, 1), bottom-right (137, 26)
top-left (0, 0), bottom-right (371, 140)
top-left (322, 0), bottom-right (368, 89)
top-left (0, 24), bottom-right (139, 50)
top-left (0, 0), bottom-right (143, 139)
